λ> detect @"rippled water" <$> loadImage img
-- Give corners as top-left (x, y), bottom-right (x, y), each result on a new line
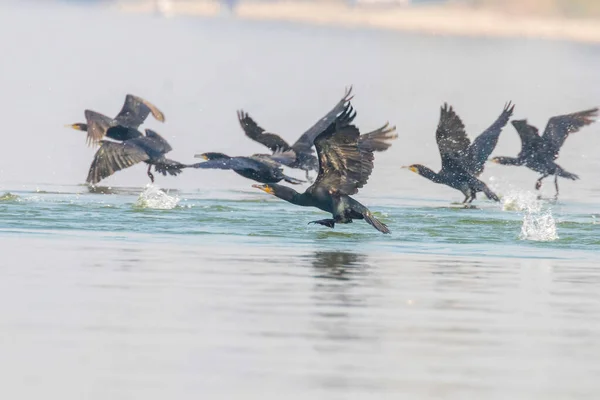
top-left (1, 1), bottom-right (600, 399)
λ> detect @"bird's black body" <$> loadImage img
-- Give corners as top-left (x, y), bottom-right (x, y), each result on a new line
top-left (68, 94), bottom-right (165, 146)
top-left (237, 86), bottom-right (397, 181)
top-left (190, 152), bottom-right (303, 185)
top-left (404, 103), bottom-right (505, 203)
top-left (491, 108), bottom-right (598, 197)
top-left (86, 129), bottom-right (186, 185)
top-left (253, 105), bottom-right (391, 234)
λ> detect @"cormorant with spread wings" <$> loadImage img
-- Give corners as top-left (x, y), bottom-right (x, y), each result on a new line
top-left (252, 106), bottom-right (390, 234)
top-left (403, 103), bottom-right (503, 203)
top-left (491, 107), bottom-right (598, 197)
top-left (86, 129), bottom-right (186, 185)
top-left (67, 94), bottom-right (165, 146)
top-left (237, 86), bottom-right (397, 181)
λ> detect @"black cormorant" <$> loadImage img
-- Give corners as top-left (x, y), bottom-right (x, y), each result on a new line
top-left (86, 129), bottom-right (186, 185)
top-left (67, 94), bottom-right (165, 146)
top-left (490, 107), bottom-right (598, 197)
top-left (403, 103), bottom-right (503, 203)
top-left (237, 86), bottom-right (398, 181)
top-left (190, 152), bottom-right (304, 185)
top-left (252, 113), bottom-right (391, 234)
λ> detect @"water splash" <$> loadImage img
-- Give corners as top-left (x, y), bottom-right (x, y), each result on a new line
top-left (520, 210), bottom-right (558, 241)
top-left (0, 192), bottom-right (19, 202)
top-left (134, 184), bottom-right (179, 210)
top-left (502, 190), bottom-right (559, 242)
top-left (501, 190), bottom-right (542, 213)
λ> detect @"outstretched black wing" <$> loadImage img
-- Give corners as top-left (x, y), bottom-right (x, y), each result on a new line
top-left (291, 86), bottom-right (355, 155)
top-left (84, 110), bottom-right (115, 147)
top-left (310, 114), bottom-right (374, 196)
top-left (511, 120), bottom-right (544, 160)
top-left (115, 94), bottom-right (165, 128)
top-left (436, 103), bottom-right (471, 170)
top-left (190, 157), bottom-right (267, 172)
top-left (357, 122), bottom-right (398, 152)
top-left (237, 110), bottom-right (292, 153)
top-left (541, 108), bottom-right (598, 159)
top-left (468, 101), bottom-right (514, 175)
top-left (86, 141), bottom-right (150, 184)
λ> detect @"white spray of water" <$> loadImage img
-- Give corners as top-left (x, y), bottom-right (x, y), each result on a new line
top-left (135, 184), bottom-right (179, 210)
top-left (499, 189), bottom-right (558, 242)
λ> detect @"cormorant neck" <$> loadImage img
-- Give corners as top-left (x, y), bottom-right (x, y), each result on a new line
top-left (418, 166), bottom-right (443, 183)
top-left (270, 184), bottom-right (309, 206)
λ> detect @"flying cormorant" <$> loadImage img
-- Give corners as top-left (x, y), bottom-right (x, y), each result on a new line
top-left (490, 107), bottom-right (598, 197)
top-left (403, 103), bottom-right (503, 203)
top-left (252, 110), bottom-right (391, 234)
top-left (67, 94), bottom-right (165, 146)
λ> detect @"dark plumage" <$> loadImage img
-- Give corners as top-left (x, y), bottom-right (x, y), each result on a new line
top-left (404, 103), bottom-right (503, 203)
top-left (86, 129), bottom-right (186, 185)
top-left (67, 94), bottom-right (165, 146)
top-left (253, 111), bottom-right (390, 234)
top-left (435, 102), bottom-right (514, 176)
top-left (237, 86), bottom-right (397, 181)
top-left (190, 152), bottom-right (304, 185)
top-left (491, 108), bottom-right (598, 197)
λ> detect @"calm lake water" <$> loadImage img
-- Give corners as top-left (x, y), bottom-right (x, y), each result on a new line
top-left (1, 2), bottom-right (599, 399)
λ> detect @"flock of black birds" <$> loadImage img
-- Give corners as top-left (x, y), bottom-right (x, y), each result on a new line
top-left (67, 88), bottom-right (598, 234)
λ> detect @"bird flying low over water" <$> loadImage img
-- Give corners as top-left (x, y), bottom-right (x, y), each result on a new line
top-left (237, 86), bottom-right (397, 181)
top-left (67, 94), bottom-right (165, 147)
top-left (86, 128), bottom-right (186, 185)
top-left (190, 152), bottom-right (305, 185)
top-left (252, 108), bottom-right (391, 234)
top-left (403, 102), bottom-right (509, 203)
top-left (490, 107), bottom-right (598, 197)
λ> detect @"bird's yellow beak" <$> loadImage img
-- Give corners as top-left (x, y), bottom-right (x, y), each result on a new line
top-left (252, 184), bottom-right (274, 195)
top-left (194, 154), bottom-right (208, 160)
top-left (66, 123), bottom-right (82, 131)
top-left (489, 158), bottom-right (499, 164)
top-left (401, 166), bottom-right (418, 173)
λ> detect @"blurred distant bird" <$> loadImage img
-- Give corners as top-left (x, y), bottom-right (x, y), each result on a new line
top-left (403, 103), bottom-right (504, 203)
top-left (86, 128), bottom-right (186, 185)
top-left (237, 86), bottom-right (397, 181)
top-left (67, 94), bottom-right (165, 147)
top-left (253, 105), bottom-right (390, 234)
top-left (190, 152), bottom-right (304, 185)
top-left (490, 107), bottom-right (598, 197)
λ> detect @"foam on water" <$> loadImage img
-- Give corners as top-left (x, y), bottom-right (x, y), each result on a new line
top-left (134, 184), bottom-right (180, 210)
top-left (501, 190), bottom-right (542, 213)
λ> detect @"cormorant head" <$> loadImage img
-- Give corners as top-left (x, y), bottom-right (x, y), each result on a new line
top-left (66, 123), bottom-right (88, 131)
top-left (511, 119), bottom-right (528, 129)
top-left (252, 184), bottom-right (275, 195)
top-left (195, 152), bottom-right (230, 161)
top-left (489, 157), bottom-right (501, 164)
top-left (402, 164), bottom-right (424, 175)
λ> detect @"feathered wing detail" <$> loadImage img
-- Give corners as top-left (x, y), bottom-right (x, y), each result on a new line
top-left (436, 103), bottom-right (471, 169)
top-left (541, 108), bottom-right (598, 159)
top-left (511, 120), bottom-right (545, 160)
top-left (84, 110), bottom-right (116, 147)
top-left (153, 159), bottom-right (187, 177)
top-left (311, 120), bottom-right (374, 196)
top-left (86, 141), bottom-right (149, 184)
top-left (237, 110), bottom-right (292, 152)
top-left (358, 122), bottom-right (398, 152)
top-left (362, 210), bottom-right (390, 234)
top-left (291, 86), bottom-right (355, 155)
top-left (468, 101), bottom-right (515, 175)
top-left (115, 94), bottom-right (165, 128)
top-left (144, 129), bottom-right (173, 154)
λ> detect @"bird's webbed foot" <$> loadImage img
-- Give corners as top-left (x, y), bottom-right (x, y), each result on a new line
top-left (308, 219), bottom-right (336, 228)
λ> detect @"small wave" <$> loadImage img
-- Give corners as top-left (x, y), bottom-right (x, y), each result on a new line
top-left (0, 192), bottom-right (20, 202)
top-left (520, 210), bottom-right (558, 242)
top-left (134, 184), bottom-right (180, 210)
